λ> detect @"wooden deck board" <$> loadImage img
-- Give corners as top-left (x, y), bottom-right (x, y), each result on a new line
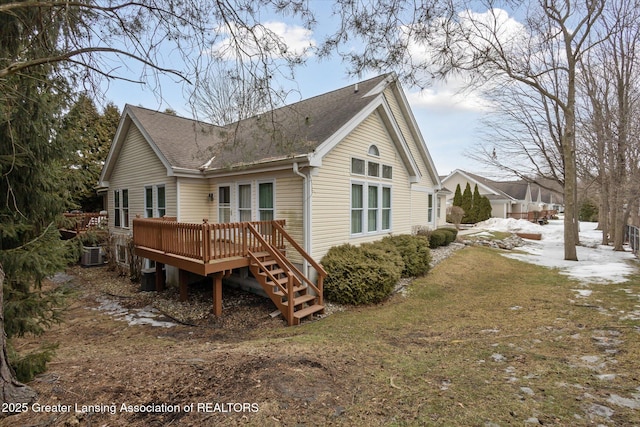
top-left (135, 246), bottom-right (251, 276)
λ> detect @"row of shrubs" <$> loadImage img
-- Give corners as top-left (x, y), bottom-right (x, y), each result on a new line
top-left (321, 229), bottom-right (458, 305)
top-left (417, 227), bottom-right (458, 249)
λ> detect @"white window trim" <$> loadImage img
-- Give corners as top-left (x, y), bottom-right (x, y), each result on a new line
top-left (113, 188), bottom-right (129, 229)
top-left (350, 180), bottom-right (393, 237)
top-left (143, 184), bottom-right (167, 218)
top-left (351, 157), bottom-right (366, 176)
top-left (257, 179), bottom-right (276, 222)
top-left (237, 182), bottom-right (253, 222)
top-left (217, 183), bottom-right (232, 223)
top-left (350, 180), bottom-right (365, 236)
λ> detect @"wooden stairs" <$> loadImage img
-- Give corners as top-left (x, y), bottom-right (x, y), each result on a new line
top-left (246, 223), bottom-right (325, 326)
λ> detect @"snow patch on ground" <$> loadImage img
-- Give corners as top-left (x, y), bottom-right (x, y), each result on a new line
top-left (474, 218), bottom-right (637, 285)
top-left (93, 296), bottom-right (176, 328)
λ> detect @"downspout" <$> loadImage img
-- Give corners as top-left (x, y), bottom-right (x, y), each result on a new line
top-left (293, 162), bottom-right (311, 277)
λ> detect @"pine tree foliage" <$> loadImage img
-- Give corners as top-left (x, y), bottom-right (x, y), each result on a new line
top-left (453, 184), bottom-right (463, 207)
top-left (468, 184), bottom-right (482, 223)
top-left (461, 183), bottom-right (473, 223)
top-left (58, 95), bottom-right (120, 211)
top-left (1, 4), bottom-right (77, 391)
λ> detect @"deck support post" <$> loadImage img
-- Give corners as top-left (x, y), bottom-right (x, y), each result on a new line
top-left (155, 262), bottom-right (166, 292)
top-left (179, 269), bottom-right (188, 302)
top-left (212, 272), bottom-right (223, 317)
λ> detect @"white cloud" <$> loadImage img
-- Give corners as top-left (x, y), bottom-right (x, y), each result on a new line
top-left (407, 77), bottom-right (493, 112)
top-left (403, 8), bottom-right (530, 113)
top-left (211, 21), bottom-right (316, 61)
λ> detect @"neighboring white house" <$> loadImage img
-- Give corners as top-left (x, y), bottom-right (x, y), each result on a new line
top-left (441, 169), bottom-right (563, 219)
top-left (99, 73), bottom-right (448, 286)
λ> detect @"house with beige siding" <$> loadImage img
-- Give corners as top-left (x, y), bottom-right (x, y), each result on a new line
top-left (441, 170), bottom-right (563, 220)
top-left (99, 73), bottom-right (447, 324)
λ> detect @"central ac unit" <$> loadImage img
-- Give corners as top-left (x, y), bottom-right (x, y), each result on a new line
top-left (81, 246), bottom-right (104, 267)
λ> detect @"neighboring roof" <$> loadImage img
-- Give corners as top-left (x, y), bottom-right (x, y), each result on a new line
top-left (101, 73), bottom-right (442, 186)
top-left (443, 169), bottom-right (531, 202)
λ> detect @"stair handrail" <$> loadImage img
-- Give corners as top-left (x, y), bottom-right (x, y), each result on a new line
top-left (272, 221), bottom-right (325, 305)
top-left (272, 221), bottom-right (327, 278)
top-left (246, 223), bottom-right (295, 320)
top-left (246, 251), bottom-right (288, 297)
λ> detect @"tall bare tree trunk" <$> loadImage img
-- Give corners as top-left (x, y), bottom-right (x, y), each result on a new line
top-left (0, 265), bottom-right (37, 415)
top-left (563, 59), bottom-right (579, 261)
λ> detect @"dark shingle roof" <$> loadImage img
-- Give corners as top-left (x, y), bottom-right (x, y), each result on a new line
top-left (126, 74), bottom-right (392, 171)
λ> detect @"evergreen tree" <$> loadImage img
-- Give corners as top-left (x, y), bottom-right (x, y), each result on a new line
top-left (461, 183), bottom-right (473, 223)
top-left (468, 184), bottom-right (482, 223)
top-left (59, 96), bottom-right (120, 211)
top-left (478, 196), bottom-right (493, 222)
top-left (1, 5), bottom-right (78, 404)
top-left (453, 184), bottom-right (463, 207)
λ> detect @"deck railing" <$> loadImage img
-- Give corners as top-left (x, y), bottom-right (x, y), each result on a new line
top-left (133, 217), bottom-right (286, 263)
top-left (507, 210), bottom-right (558, 222)
top-left (62, 212), bottom-right (108, 233)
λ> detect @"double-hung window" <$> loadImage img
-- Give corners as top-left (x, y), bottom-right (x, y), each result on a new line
top-left (114, 189), bottom-right (129, 228)
top-left (258, 182), bottom-right (274, 221)
top-left (368, 185), bottom-right (379, 232)
top-left (144, 185), bottom-right (166, 218)
top-left (145, 187), bottom-right (154, 218)
top-left (382, 187), bottom-right (391, 230)
top-left (238, 184), bottom-right (252, 222)
top-left (218, 186), bottom-right (231, 223)
top-left (351, 152), bottom-right (393, 235)
top-left (351, 184), bottom-right (364, 234)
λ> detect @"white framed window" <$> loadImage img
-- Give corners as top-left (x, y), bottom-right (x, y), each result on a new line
top-left (368, 184), bottom-right (379, 232)
top-left (218, 185), bottom-right (231, 223)
top-left (258, 181), bottom-right (274, 221)
top-left (351, 183), bottom-right (364, 234)
top-left (368, 144), bottom-right (380, 156)
top-left (351, 158), bottom-right (365, 175)
top-left (114, 189), bottom-right (129, 228)
top-left (382, 186), bottom-right (391, 230)
top-left (382, 164), bottom-right (393, 179)
top-left (144, 185), bottom-right (166, 218)
top-left (351, 182), bottom-right (393, 236)
top-left (368, 161), bottom-right (379, 177)
top-left (238, 184), bottom-right (252, 222)
top-left (157, 186), bottom-right (166, 217)
top-left (114, 190), bottom-right (121, 227)
top-left (428, 194), bottom-right (433, 223)
top-left (122, 189), bottom-right (129, 227)
top-left (145, 186), bottom-right (153, 218)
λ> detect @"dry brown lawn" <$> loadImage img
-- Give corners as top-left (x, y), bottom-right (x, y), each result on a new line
top-left (4, 246), bottom-right (640, 426)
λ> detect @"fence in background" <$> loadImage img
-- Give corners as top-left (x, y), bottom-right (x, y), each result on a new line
top-left (626, 225), bottom-right (639, 256)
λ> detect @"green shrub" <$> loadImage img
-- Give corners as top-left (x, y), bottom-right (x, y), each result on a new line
top-left (429, 229), bottom-right (448, 248)
top-left (381, 234), bottom-right (431, 277)
top-left (321, 243), bottom-right (402, 305)
top-left (439, 228), bottom-right (458, 245)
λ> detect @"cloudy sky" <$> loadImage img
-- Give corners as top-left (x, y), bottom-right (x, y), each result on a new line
top-left (101, 1), bottom-right (507, 177)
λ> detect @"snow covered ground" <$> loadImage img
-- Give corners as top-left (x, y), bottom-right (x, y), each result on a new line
top-left (474, 218), bottom-right (638, 285)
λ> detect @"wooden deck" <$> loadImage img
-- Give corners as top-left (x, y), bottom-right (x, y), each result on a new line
top-left (60, 212), bottom-right (108, 239)
top-left (507, 210), bottom-right (558, 222)
top-left (132, 218), bottom-right (326, 325)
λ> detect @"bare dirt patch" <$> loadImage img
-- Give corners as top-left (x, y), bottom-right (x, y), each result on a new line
top-left (4, 247), bottom-right (640, 426)
top-left (6, 266), bottom-right (352, 426)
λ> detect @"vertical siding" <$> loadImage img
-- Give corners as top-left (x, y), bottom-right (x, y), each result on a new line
top-left (311, 112), bottom-right (412, 261)
top-left (107, 126), bottom-right (176, 235)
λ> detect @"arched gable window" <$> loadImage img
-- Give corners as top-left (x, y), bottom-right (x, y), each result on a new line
top-left (368, 144), bottom-right (380, 157)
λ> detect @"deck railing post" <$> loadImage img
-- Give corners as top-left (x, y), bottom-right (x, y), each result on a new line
top-left (202, 219), bottom-right (211, 263)
top-left (241, 223), bottom-right (247, 256)
top-left (287, 275), bottom-right (295, 326)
